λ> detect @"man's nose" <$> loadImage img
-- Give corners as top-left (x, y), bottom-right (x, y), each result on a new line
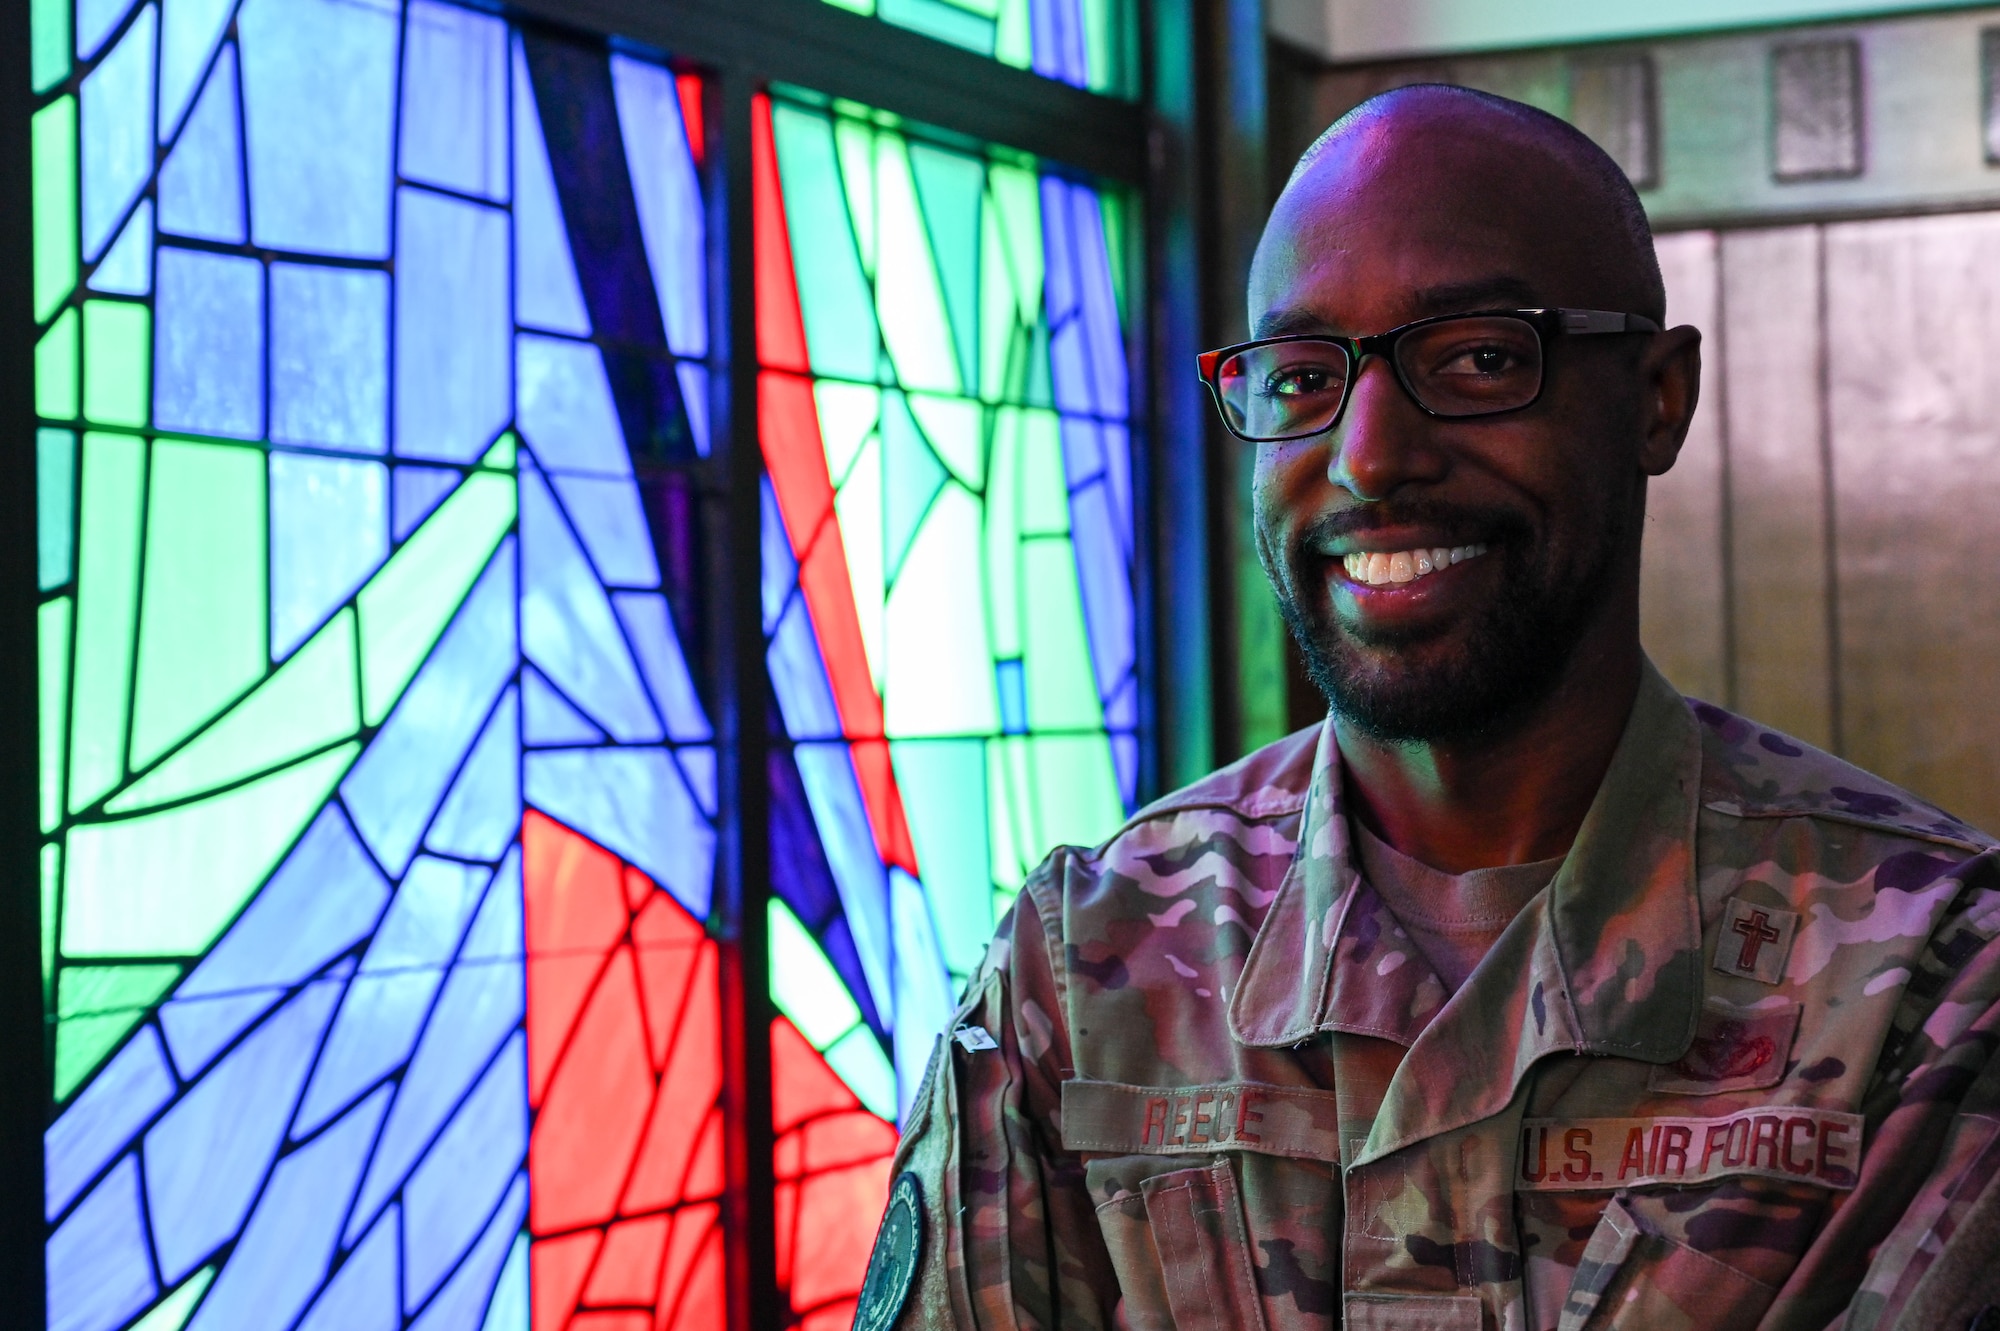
top-left (1326, 355), bottom-right (1450, 501)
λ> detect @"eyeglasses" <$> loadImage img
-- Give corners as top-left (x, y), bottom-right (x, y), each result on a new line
top-left (1197, 308), bottom-right (1662, 444)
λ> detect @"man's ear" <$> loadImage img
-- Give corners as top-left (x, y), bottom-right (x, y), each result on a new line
top-left (1636, 325), bottom-right (1702, 477)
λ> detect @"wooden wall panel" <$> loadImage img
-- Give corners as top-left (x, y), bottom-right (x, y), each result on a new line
top-left (1644, 230), bottom-right (1730, 705)
top-left (1825, 213), bottom-right (2000, 831)
top-left (1719, 226), bottom-right (1839, 750)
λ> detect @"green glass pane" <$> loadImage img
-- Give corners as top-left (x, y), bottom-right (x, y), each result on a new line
top-left (54, 962), bottom-right (184, 1099)
top-left (824, 0), bottom-right (874, 11)
top-left (882, 390), bottom-right (947, 583)
top-left (31, 0), bottom-right (70, 93)
top-left (771, 102), bottom-right (879, 382)
top-left (68, 432), bottom-right (145, 813)
top-left (977, 199), bottom-right (1019, 404)
top-left (823, 1025), bottom-right (897, 1119)
top-left (41, 844), bottom-right (59, 1007)
top-left (1027, 732), bottom-right (1124, 856)
top-left (63, 742), bottom-right (359, 957)
top-left (814, 380), bottom-right (880, 486)
top-left (1022, 538), bottom-right (1103, 729)
top-left (874, 134), bottom-right (961, 394)
top-left (132, 1268), bottom-right (217, 1331)
top-left (38, 307), bottom-right (80, 420)
top-left (991, 735), bottom-right (1036, 881)
top-left (984, 407), bottom-right (1024, 659)
top-left (941, 0), bottom-right (999, 15)
top-left (39, 428), bottom-right (77, 590)
top-left (993, 0), bottom-right (1031, 69)
top-left (833, 431), bottom-right (885, 690)
top-left (39, 597), bottom-right (71, 834)
top-left (1083, 0), bottom-right (1116, 98)
top-left (129, 440), bottom-right (268, 771)
top-left (1023, 317), bottom-right (1054, 408)
top-left (32, 96), bottom-right (77, 324)
top-left (907, 142), bottom-right (985, 393)
top-left (1017, 407), bottom-right (1068, 535)
top-left (481, 430), bottom-right (517, 470)
top-left (877, 0), bottom-right (995, 54)
top-left (82, 300), bottom-right (150, 428)
top-left (907, 392), bottom-right (984, 490)
top-left (1098, 190), bottom-right (1131, 331)
top-left (883, 483), bottom-right (997, 737)
top-left (110, 608), bottom-right (358, 813)
top-left (768, 898), bottom-right (862, 1048)
top-left (832, 117), bottom-right (877, 280)
top-left (890, 738), bottom-right (992, 974)
top-left (358, 471), bottom-right (514, 725)
top-left (988, 165), bottom-right (1043, 325)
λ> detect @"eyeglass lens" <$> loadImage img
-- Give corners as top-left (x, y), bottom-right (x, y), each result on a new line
top-left (1213, 316), bottom-right (1547, 441)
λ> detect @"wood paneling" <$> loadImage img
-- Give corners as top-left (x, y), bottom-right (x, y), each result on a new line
top-left (1825, 213), bottom-right (2000, 830)
top-left (1720, 225), bottom-right (1839, 750)
top-left (1644, 231), bottom-right (1730, 705)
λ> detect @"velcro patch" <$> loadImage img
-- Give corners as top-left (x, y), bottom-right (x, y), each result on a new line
top-left (1517, 1108), bottom-right (1862, 1192)
top-left (1714, 896), bottom-right (1799, 983)
top-left (1649, 999), bottom-right (1799, 1095)
top-left (854, 1171), bottom-right (923, 1331)
top-left (1061, 1079), bottom-right (1342, 1161)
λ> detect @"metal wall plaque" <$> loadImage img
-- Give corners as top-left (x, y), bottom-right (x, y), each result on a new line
top-left (1571, 55), bottom-right (1659, 189)
top-left (1772, 39), bottom-right (1864, 181)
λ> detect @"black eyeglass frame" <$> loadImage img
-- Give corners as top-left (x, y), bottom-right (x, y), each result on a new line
top-left (1196, 307), bottom-right (1663, 443)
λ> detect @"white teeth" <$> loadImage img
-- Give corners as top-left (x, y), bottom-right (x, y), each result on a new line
top-left (1340, 543), bottom-right (1489, 586)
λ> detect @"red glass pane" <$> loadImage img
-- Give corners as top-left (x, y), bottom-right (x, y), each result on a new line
top-left (675, 73), bottom-right (705, 169)
top-left (582, 1214), bottom-right (670, 1307)
top-left (661, 1222), bottom-right (726, 1331)
top-left (753, 93), bottom-right (810, 372)
top-left (525, 811), bottom-right (629, 1105)
top-left (531, 944), bottom-right (654, 1233)
top-left (532, 1230), bottom-right (601, 1330)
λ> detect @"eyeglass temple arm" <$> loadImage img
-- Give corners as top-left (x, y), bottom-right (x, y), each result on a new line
top-left (1561, 309), bottom-right (1662, 334)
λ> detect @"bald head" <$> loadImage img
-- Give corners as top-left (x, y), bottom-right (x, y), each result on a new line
top-left (1260, 84), bottom-right (1665, 326)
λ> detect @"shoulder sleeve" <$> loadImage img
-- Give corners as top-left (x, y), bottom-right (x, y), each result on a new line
top-left (874, 848), bottom-right (1119, 1331)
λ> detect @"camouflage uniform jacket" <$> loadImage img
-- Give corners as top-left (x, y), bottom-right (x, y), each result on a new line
top-left (884, 662), bottom-right (2000, 1330)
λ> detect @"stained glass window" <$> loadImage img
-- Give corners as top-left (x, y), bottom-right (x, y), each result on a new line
top-left (822, 0), bottom-right (1139, 99)
top-left (755, 89), bottom-right (1138, 1325)
top-left (35, 3), bottom-right (723, 1327)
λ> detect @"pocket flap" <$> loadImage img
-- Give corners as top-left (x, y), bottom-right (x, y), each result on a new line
top-left (1139, 1161), bottom-right (1270, 1331)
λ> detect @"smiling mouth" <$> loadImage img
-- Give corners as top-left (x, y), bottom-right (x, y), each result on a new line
top-left (1338, 544), bottom-right (1490, 587)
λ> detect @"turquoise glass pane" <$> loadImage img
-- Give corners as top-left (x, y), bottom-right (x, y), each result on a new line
top-left (821, 0), bottom-right (1137, 98)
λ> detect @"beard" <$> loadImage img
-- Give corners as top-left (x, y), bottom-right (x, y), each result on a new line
top-left (1272, 497), bottom-right (1629, 745)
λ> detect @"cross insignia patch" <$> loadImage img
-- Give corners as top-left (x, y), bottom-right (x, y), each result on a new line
top-left (1713, 896), bottom-right (1800, 984)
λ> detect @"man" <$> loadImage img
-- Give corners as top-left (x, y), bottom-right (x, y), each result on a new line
top-left (853, 85), bottom-right (2000, 1331)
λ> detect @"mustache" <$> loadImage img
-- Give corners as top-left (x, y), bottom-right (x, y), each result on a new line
top-left (1292, 500), bottom-right (1533, 552)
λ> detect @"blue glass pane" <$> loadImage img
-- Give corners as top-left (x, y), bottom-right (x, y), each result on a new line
top-left (393, 466), bottom-right (462, 542)
top-left (342, 543), bottom-right (517, 877)
top-left (348, 848), bottom-right (522, 1242)
top-left (678, 748), bottom-right (717, 818)
top-left (793, 741), bottom-right (893, 1022)
top-left (891, 866), bottom-right (954, 1123)
top-left (396, 189), bottom-right (511, 462)
top-left (516, 336), bottom-right (630, 477)
top-left (296, 1206), bottom-right (398, 1331)
top-left (296, 857), bottom-right (490, 1134)
top-left (769, 745), bottom-right (884, 1035)
top-left (158, 0), bottom-right (234, 140)
top-left (424, 687), bottom-right (521, 862)
top-left (1113, 731), bottom-right (1138, 812)
top-left (144, 973), bottom-right (346, 1284)
top-left (270, 451), bottom-right (389, 659)
top-left (677, 362), bottom-right (710, 456)
top-left (402, 1034), bottom-right (526, 1311)
top-left (76, 0), bottom-right (138, 61)
top-left (412, 1176), bottom-right (526, 1331)
top-left (47, 1157), bottom-right (156, 1331)
top-left (520, 465), bottom-right (661, 742)
top-left (522, 667), bottom-right (605, 746)
top-left (1065, 479), bottom-right (1133, 704)
top-left (164, 805), bottom-right (390, 1076)
top-left (38, 428), bottom-right (76, 592)
top-left (79, 3), bottom-right (155, 263)
top-left (1105, 673), bottom-right (1136, 729)
top-left (271, 263), bottom-right (391, 455)
top-left (996, 659), bottom-right (1027, 735)
top-left (612, 592), bottom-right (711, 742)
top-left (186, 1086), bottom-right (389, 1331)
top-left (88, 200), bottom-right (152, 296)
top-left (1041, 177), bottom-right (1127, 420)
top-left (45, 1024), bottom-right (174, 1222)
top-left (398, 1), bottom-right (507, 202)
top-left (154, 247), bottom-right (264, 439)
top-left (609, 55), bottom-right (706, 359)
top-left (1030, 0), bottom-right (1088, 87)
top-left (238, 0), bottom-right (397, 257)
top-left (760, 477), bottom-right (798, 634)
top-left (510, 40), bottom-right (589, 337)
top-left (769, 597), bottom-right (842, 742)
top-left (549, 474), bottom-right (658, 589)
top-left (524, 749), bottom-right (714, 917)
top-left (157, 42), bottom-right (245, 243)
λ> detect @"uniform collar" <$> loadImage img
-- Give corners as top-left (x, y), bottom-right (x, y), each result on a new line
top-left (1228, 660), bottom-right (1705, 1155)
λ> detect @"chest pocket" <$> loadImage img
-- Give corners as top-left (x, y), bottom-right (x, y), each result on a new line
top-left (1094, 1159), bottom-right (1270, 1331)
top-left (1557, 1198), bottom-right (1778, 1331)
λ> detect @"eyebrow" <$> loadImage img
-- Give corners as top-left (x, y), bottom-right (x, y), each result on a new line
top-left (1252, 276), bottom-right (1547, 340)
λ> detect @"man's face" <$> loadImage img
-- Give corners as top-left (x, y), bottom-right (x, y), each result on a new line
top-left (1248, 112), bottom-right (1655, 744)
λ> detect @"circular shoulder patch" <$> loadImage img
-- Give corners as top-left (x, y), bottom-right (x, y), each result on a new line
top-left (854, 1171), bottom-right (924, 1331)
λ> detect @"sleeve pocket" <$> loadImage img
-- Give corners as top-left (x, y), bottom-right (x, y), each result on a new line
top-left (1137, 1160), bottom-right (1272, 1331)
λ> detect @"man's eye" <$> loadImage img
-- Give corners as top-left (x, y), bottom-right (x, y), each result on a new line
top-left (1264, 365), bottom-right (1340, 398)
top-left (1441, 345), bottom-right (1525, 376)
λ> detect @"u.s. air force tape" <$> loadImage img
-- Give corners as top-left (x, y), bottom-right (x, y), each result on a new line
top-left (855, 1171), bottom-right (923, 1331)
top-left (1517, 1107), bottom-right (1863, 1191)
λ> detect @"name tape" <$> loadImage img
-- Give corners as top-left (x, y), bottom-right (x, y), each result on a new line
top-left (1517, 1107), bottom-right (1862, 1192)
top-left (1060, 1079), bottom-right (1342, 1161)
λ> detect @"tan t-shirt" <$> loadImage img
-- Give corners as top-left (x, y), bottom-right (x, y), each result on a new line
top-left (1351, 818), bottom-right (1563, 993)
